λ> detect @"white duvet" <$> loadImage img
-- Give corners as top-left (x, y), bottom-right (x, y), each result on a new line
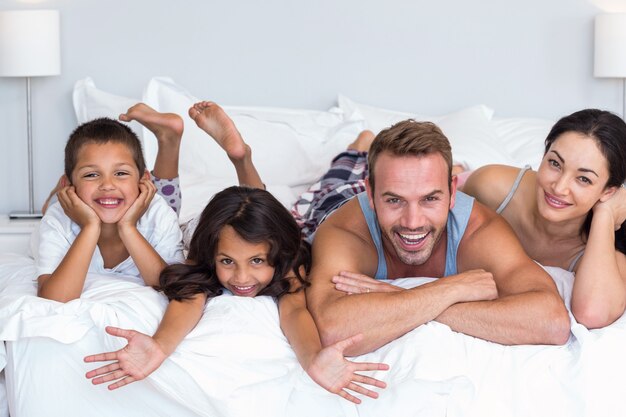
top-left (0, 253), bottom-right (625, 417)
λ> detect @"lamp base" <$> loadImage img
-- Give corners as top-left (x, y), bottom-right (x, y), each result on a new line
top-left (9, 211), bottom-right (43, 220)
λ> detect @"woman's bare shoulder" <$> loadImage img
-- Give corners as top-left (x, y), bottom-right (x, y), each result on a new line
top-left (461, 164), bottom-right (527, 211)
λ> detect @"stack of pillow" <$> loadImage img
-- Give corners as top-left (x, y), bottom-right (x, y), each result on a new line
top-left (73, 77), bottom-right (553, 222)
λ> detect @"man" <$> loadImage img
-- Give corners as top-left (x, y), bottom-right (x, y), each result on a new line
top-left (306, 119), bottom-right (570, 356)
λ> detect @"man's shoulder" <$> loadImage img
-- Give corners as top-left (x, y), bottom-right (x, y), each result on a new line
top-left (462, 198), bottom-right (504, 240)
top-left (314, 197), bottom-right (372, 249)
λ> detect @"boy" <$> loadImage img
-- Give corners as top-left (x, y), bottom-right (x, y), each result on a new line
top-left (36, 118), bottom-right (184, 302)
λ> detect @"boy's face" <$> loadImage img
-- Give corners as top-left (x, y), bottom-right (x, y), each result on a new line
top-left (71, 141), bottom-right (141, 224)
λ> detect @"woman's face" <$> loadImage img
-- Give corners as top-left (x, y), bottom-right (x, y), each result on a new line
top-left (536, 131), bottom-right (615, 223)
top-left (214, 225), bottom-right (275, 297)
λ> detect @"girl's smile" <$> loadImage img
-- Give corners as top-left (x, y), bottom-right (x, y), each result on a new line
top-left (214, 225), bottom-right (275, 297)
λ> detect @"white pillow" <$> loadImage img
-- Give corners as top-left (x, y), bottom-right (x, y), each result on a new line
top-left (143, 78), bottom-right (365, 222)
top-left (491, 117), bottom-right (554, 170)
top-left (72, 78), bottom-right (150, 163)
top-left (338, 95), bottom-right (513, 170)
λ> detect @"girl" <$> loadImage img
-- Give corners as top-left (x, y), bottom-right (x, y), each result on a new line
top-left (461, 109), bottom-right (626, 328)
top-left (85, 186), bottom-right (389, 404)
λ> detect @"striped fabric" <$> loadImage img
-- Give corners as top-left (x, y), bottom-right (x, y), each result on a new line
top-left (291, 150), bottom-right (368, 241)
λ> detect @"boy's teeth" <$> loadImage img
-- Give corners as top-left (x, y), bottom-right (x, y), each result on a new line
top-left (99, 199), bottom-right (119, 204)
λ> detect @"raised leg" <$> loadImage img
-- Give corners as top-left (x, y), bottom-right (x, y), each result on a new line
top-left (189, 101), bottom-right (263, 189)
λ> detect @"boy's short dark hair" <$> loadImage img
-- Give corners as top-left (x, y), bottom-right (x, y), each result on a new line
top-left (64, 118), bottom-right (146, 180)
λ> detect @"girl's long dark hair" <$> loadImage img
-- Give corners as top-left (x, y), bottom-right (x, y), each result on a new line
top-left (544, 109), bottom-right (626, 255)
top-left (158, 186), bottom-right (311, 301)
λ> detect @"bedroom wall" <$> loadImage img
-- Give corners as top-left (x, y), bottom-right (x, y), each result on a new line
top-left (0, 0), bottom-right (619, 214)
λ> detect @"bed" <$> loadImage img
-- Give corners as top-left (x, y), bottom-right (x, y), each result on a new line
top-left (1, 77), bottom-right (624, 417)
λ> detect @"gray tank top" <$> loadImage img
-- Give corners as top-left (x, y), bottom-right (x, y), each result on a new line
top-left (357, 191), bottom-right (475, 279)
top-left (495, 165), bottom-right (583, 272)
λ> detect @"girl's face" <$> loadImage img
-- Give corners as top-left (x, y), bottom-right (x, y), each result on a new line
top-left (214, 225), bottom-right (275, 297)
top-left (71, 142), bottom-right (141, 224)
top-left (536, 132), bottom-right (616, 223)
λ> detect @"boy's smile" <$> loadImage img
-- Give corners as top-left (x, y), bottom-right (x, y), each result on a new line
top-left (71, 142), bottom-right (141, 224)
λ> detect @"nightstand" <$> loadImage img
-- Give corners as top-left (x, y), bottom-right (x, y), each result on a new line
top-left (0, 215), bottom-right (39, 256)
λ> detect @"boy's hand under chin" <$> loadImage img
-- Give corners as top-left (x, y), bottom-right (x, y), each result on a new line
top-left (118, 177), bottom-right (157, 231)
top-left (57, 185), bottom-right (101, 228)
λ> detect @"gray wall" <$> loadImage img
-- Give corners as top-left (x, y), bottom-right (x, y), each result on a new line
top-left (0, 0), bottom-right (619, 213)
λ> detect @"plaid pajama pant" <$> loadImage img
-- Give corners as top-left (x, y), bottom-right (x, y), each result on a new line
top-left (291, 150), bottom-right (368, 242)
top-left (156, 150), bottom-right (369, 247)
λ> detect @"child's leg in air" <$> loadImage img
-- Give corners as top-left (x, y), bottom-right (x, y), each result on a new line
top-left (291, 130), bottom-right (375, 241)
top-left (188, 101), bottom-right (264, 189)
top-left (120, 104), bottom-right (184, 214)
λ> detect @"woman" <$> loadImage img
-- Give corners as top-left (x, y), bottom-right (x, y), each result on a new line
top-left (462, 109), bottom-right (626, 328)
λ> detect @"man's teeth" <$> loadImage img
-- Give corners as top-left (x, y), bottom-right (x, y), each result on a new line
top-left (399, 232), bottom-right (427, 243)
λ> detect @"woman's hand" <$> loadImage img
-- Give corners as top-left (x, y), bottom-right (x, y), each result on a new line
top-left (332, 271), bottom-right (403, 295)
top-left (306, 333), bottom-right (389, 404)
top-left (118, 176), bottom-right (156, 230)
top-left (594, 185), bottom-right (626, 230)
top-left (84, 326), bottom-right (168, 390)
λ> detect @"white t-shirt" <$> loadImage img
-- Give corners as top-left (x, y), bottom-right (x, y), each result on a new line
top-left (34, 193), bottom-right (184, 278)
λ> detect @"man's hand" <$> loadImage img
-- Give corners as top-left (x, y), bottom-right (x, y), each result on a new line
top-left (333, 271), bottom-right (402, 294)
top-left (442, 269), bottom-right (498, 303)
top-left (84, 326), bottom-right (168, 390)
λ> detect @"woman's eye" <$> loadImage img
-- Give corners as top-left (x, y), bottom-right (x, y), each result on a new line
top-left (219, 258), bottom-right (233, 265)
top-left (251, 258), bottom-right (265, 265)
top-left (548, 159), bottom-right (560, 169)
top-left (578, 176), bottom-right (592, 185)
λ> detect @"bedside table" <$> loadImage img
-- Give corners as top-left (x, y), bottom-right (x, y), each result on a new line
top-left (0, 215), bottom-right (39, 256)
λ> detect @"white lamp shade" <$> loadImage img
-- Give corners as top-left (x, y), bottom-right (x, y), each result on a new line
top-left (595, 13), bottom-right (626, 78)
top-left (0, 10), bottom-right (61, 77)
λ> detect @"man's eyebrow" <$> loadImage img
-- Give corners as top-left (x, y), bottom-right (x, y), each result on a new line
top-left (381, 190), bottom-right (444, 199)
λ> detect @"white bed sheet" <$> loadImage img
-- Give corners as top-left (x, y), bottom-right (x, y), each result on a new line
top-left (1, 254), bottom-right (625, 417)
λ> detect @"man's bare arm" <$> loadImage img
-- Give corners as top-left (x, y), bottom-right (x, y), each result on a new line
top-left (307, 210), bottom-right (497, 356)
top-left (436, 207), bottom-right (571, 345)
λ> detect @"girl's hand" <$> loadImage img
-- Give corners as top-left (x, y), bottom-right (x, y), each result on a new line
top-left (57, 184), bottom-right (100, 228)
top-left (332, 271), bottom-right (403, 295)
top-left (306, 333), bottom-right (389, 404)
top-left (594, 185), bottom-right (626, 230)
top-left (84, 326), bottom-right (168, 390)
top-left (118, 176), bottom-right (156, 230)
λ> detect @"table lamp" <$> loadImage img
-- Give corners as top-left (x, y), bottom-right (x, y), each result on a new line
top-left (0, 10), bottom-right (61, 219)
top-left (594, 13), bottom-right (626, 120)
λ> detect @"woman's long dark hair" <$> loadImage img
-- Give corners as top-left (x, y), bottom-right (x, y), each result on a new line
top-left (544, 109), bottom-right (626, 254)
top-left (158, 186), bottom-right (311, 301)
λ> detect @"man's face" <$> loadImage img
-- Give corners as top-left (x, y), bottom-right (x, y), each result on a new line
top-left (367, 152), bottom-right (456, 266)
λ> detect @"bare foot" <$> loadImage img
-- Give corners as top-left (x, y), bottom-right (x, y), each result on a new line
top-left (347, 130), bottom-right (375, 152)
top-left (120, 103), bottom-right (183, 147)
top-left (189, 101), bottom-right (248, 161)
